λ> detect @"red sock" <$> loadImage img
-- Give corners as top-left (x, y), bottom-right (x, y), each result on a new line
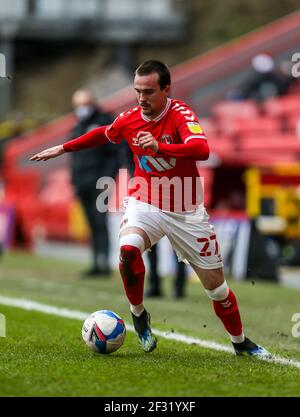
top-left (119, 245), bottom-right (145, 305)
top-left (212, 289), bottom-right (243, 337)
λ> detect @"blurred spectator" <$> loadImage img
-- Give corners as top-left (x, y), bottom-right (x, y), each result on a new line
top-left (240, 54), bottom-right (283, 102)
top-left (146, 244), bottom-right (187, 299)
top-left (69, 89), bottom-right (118, 278)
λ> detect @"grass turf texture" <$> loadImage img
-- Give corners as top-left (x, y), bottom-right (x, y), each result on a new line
top-left (0, 251), bottom-right (300, 397)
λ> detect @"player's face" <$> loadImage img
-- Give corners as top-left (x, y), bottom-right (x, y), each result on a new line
top-left (134, 72), bottom-right (170, 119)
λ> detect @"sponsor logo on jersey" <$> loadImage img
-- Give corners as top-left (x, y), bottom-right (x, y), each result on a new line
top-left (187, 122), bottom-right (203, 134)
top-left (136, 155), bottom-right (177, 172)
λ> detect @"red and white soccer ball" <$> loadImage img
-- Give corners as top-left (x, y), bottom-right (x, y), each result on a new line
top-left (82, 310), bottom-right (126, 354)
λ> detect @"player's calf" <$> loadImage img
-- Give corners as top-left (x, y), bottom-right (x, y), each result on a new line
top-left (205, 280), bottom-right (245, 343)
top-left (119, 233), bottom-right (146, 305)
top-left (118, 234), bottom-right (157, 353)
top-left (205, 280), bottom-right (272, 358)
top-left (119, 244), bottom-right (145, 305)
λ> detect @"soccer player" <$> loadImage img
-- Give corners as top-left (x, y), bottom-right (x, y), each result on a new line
top-left (31, 60), bottom-right (271, 358)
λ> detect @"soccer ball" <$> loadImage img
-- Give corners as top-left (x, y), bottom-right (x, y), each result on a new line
top-left (82, 310), bottom-right (126, 354)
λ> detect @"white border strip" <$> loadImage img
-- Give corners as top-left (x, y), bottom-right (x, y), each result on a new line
top-left (0, 295), bottom-right (299, 370)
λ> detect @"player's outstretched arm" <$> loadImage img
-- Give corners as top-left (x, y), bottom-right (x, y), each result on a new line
top-left (30, 145), bottom-right (65, 161)
top-left (30, 125), bottom-right (110, 162)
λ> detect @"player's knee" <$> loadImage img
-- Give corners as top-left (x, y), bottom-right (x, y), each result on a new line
top-left (119, 245), bottom-right (139, 266)
top-left (119, 234), bottom-right (145, 266)
top-left (205, 280), bottom-right (229, 301)
top-left (119, 234), bottom-right (145, 256)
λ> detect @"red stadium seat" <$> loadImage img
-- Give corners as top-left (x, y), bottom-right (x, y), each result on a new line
top-left (238, 133), bottom-right (300, 152)
top-left (198, 117), bottom-right (218, 137)
top-left (212, 100), bottom-right (259, 120)
top-left (263, 96), bottom-right (300, 117)
top-left (218, 117), bottom-right (282, 136)
top-left (208, 135), bottom-right (234, 157)
top-left (39, 169), bottom-right (73, 205)
top-left (234, 150), bottom-right (298, 165)
top-left (286, 114), bottom-right (300, 134)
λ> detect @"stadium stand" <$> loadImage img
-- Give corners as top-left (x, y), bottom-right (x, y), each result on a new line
top-left (2, 10), bottom-right (300, 248)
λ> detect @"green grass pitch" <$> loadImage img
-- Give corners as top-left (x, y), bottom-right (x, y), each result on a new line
top-left (0, 251), bottom-right (300, 397)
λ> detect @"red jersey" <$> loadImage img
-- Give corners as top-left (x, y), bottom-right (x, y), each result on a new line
top-left (64, 98), bottom-right (209, 212)
top-left (104, 98), bottom-right (208, 211)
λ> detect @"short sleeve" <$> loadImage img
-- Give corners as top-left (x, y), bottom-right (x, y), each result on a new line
top-left (174, 107), bottom-right (207, 144)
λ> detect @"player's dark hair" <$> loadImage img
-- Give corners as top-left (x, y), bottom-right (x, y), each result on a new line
top-left (135, 60), bottom-right (171, 90)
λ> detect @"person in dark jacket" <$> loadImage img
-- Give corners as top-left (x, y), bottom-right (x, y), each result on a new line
top-left (145, 244), bottom-right (187, 299)
top-left (240, 54), bottom-right (283, 102)
top-left (70, 89), bottom-right (118, 277)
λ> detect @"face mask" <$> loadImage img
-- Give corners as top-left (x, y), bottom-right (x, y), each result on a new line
top-left (74, 105), bottom-right (94, 120)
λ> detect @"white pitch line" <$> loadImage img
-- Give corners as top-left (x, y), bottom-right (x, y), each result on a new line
top-left (0, 295), bottom-right (300, 370)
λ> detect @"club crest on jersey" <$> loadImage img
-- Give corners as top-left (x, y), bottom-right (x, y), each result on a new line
top-left (160, 134), bottom-right (173, 144)
top-left (132, 137), bottom-right (139, 146)
top-left (187, 122), bottom-right (203, 134)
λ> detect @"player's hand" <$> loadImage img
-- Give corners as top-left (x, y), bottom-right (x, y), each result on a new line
top-left (30, 145), bottom-right (65, 161)
top-left (137, 131), bottom-right (159, 153)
